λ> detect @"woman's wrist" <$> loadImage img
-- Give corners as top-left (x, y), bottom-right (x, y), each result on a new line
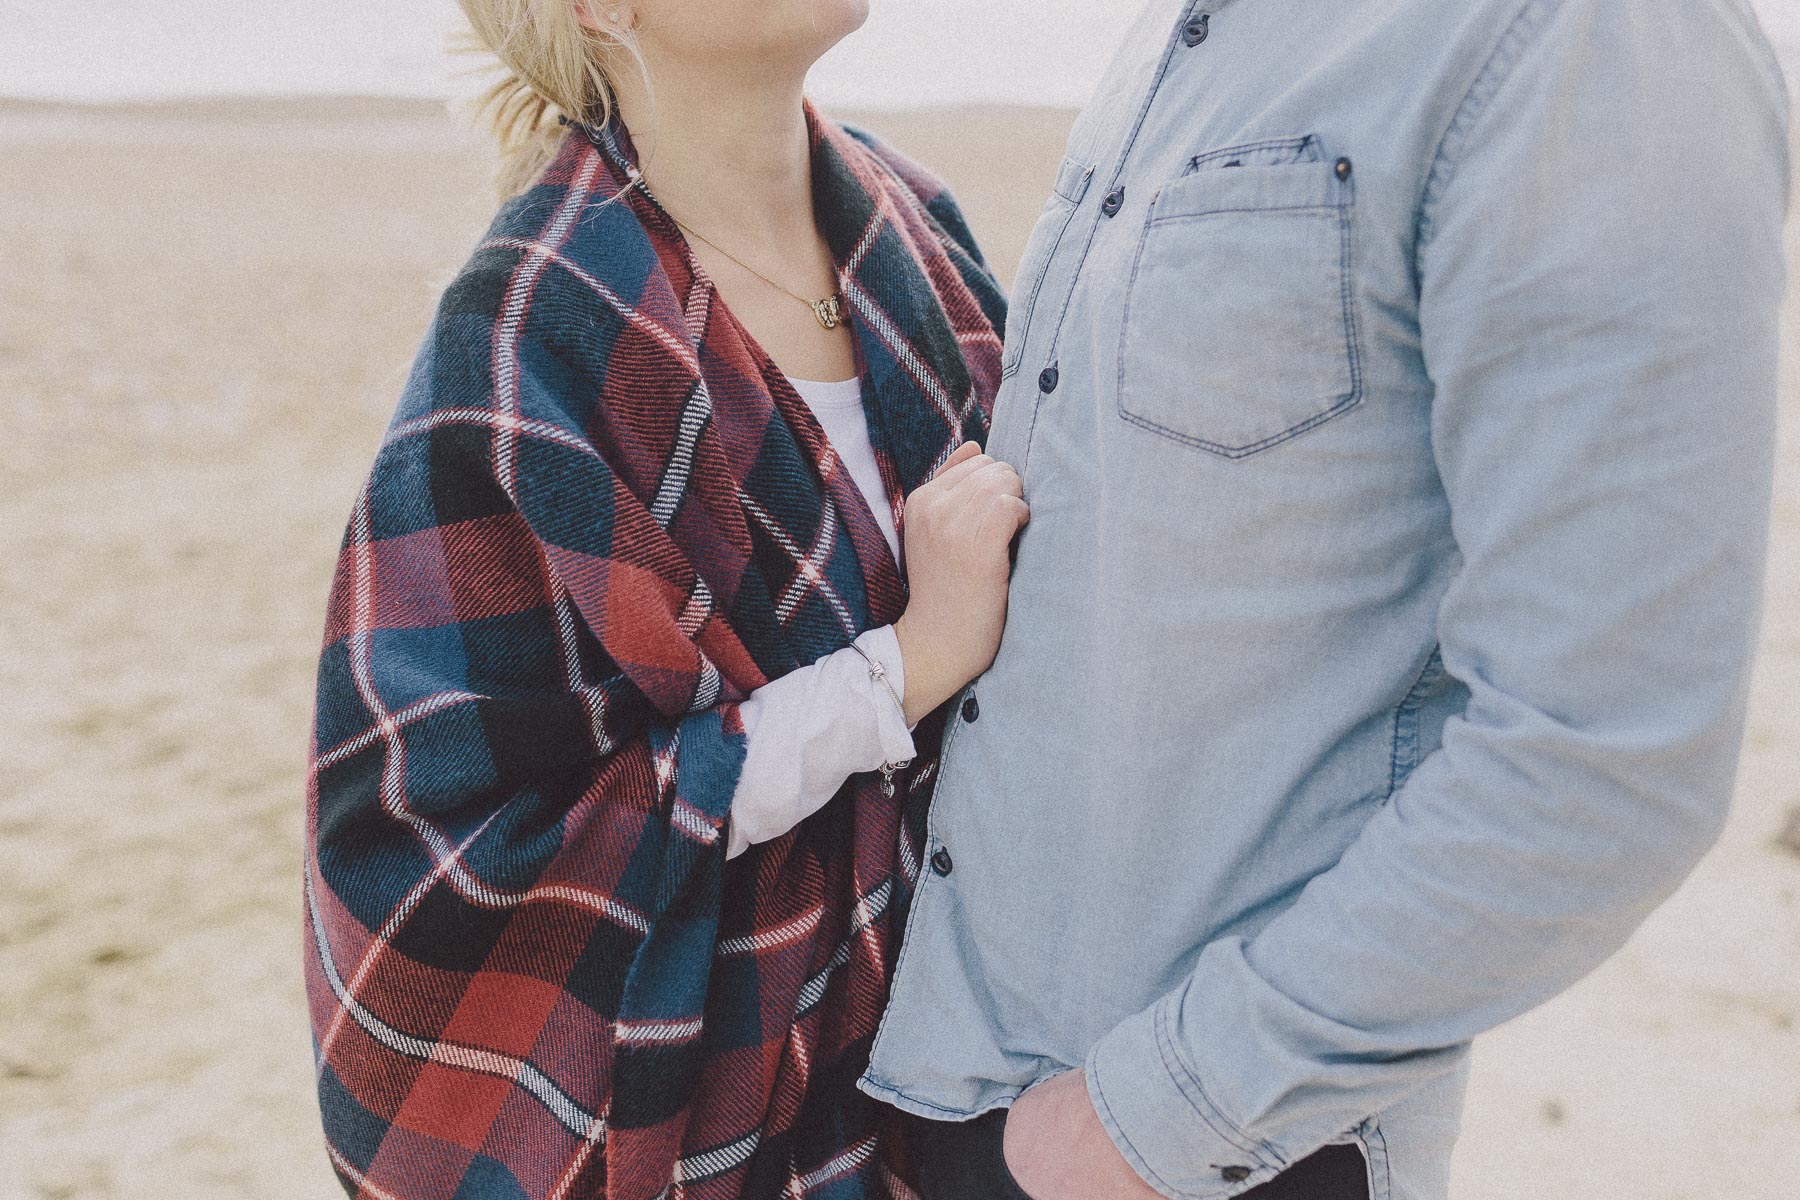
top-left (892, 613), bottom-right (959, 726)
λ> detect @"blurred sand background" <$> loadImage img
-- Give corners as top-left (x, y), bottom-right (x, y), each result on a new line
top-left (0, 97), bottom-right (1794, 1200)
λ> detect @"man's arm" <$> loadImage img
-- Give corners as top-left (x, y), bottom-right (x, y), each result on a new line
top-left (1021, 1), bottom-right (1791, 1196)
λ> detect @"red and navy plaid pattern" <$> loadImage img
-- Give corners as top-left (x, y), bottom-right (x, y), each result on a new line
top-left (304, 104), bottom-right (1006, 1200)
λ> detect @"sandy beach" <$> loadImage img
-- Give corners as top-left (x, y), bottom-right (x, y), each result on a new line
top-left (0, 97), bottom-right (1794, 1200)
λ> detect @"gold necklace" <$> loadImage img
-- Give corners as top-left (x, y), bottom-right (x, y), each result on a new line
top-left (665, 213), bottom-right (846, 331)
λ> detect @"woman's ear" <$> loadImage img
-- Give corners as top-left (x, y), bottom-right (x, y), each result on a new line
top-left (574, 1), bottom-right (638, 34)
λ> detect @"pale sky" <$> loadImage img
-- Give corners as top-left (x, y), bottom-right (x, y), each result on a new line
top-left (0, 1), bottom-right (1793, 109)
top-left (0, 1), bottom-right (1142, 108)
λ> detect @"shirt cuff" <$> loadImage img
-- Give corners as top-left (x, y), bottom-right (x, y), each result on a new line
top-left (725, 626), bottom-right (916, 860)
top-left (855, 624), bottom-right (917, 752)
top-left (1085, 994), bottom-right (1279, 1200)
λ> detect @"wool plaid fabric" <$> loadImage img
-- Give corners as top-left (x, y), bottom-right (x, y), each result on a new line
top-left (304, 105), bottom-right (1006, 1200)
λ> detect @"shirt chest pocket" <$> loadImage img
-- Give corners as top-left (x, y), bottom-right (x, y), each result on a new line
top-left (1113, 136), bottom-right (1361, 459)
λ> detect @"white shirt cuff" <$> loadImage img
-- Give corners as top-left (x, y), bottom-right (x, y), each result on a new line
top-left (726, 626), bottom-right (915, 859)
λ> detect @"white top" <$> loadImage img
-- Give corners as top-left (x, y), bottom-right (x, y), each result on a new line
top-left (788, 375), bottom-right (902, 562)
top-left (726, 377), bottom-right (915, 859)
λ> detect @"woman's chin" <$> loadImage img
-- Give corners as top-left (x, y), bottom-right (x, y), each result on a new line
top-left (788, 0), bottom-right (872, 59)
top-left (832, 0), bottom-right (873, 32)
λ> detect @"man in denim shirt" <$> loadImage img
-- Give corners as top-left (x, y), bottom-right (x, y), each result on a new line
top-left (860, 1), bottom-right (1791, 1197)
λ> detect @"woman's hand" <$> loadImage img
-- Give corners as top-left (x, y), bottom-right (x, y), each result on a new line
top-left (892, 441), bottom-right (1030, 725)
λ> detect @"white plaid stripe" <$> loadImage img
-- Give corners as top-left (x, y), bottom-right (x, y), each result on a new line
top-left (957, 327), bottom-right (1005, 353)
top-left (385, 406), bottom-right (603, 456)
top-left (896, 811), bottom-right (921, 887)
top-left (341, 486), bottom-right (514, 905)
top-left (651, 379), bottom-right (713, 528)
top-left (671, 1130), bottom-right (762, 1185)
top-left (841, 206), bottom-right (967, 433)
top-left (676, 578), bottom-right (714, 636)
top-left (796, 1136), bottom-right (878, 1192)
top-left (552, 590), bottom-right (616, 755)
top-left (662, 259), bottom-right (720, 569)
top-left (311, 799), bottom-right (503, 1064)
top-left (653, 728), bottom-right (680, 794)
top-left (845, 267), bottom-right (975, 433)
top-left (715, 904), bottom-right (823, 957)
top-left (738, 489), bottom-right (859, 638)
top-left (773, 493), bottom-right (845, 623)
top-left (492, 154), bottom-right (607, 501)
top-left (850, 129), bottom-right (986, 284)
top-left (690, 653), bottom-right (723, 713)
top-left (616, 1015), bottom-right (705, 1046)
top-left (311, 689), bottom-right (479, 771)
top-left (682, 581), bottom-right (725, 713)
top-left (794, 877), bottom-right (893, 1018)
top-left (671, 797), bottom-right (721, 844)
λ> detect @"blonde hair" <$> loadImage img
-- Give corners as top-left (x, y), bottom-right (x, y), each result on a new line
top-left (457, 0), bottom-right (644, 197)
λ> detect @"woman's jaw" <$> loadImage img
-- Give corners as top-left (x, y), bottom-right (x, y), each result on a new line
top-left (604, 0), bottom-right (869, 90)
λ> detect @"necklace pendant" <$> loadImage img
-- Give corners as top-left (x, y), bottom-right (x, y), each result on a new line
top-left (812, 294), bottom-right (844, 330)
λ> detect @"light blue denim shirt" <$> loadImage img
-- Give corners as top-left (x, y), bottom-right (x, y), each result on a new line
top-left (859, 1), bottom-right (1791, 1197)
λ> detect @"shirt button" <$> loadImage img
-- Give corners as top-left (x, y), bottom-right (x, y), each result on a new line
top-left (930, 847), bottom-right (954, 876)
top-left (1220, 1166), bottom-right (1252, 1183)
top-left (1182, 13), bottom-right (1210, 45)
top-left (1335, 156), bottom-right (1353, 180)
top-left (1101, 187), bottom-right (1125, 217)
top-left (1038, 365), bottom-right (1060, 393)
top-left (961, 693), bottom-right (980, 723)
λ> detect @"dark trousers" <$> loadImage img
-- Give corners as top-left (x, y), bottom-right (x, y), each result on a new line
top-left (906, 1109), bottom-right (1370, 1200)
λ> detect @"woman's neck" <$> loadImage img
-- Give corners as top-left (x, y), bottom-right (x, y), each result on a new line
top-left (606, 42), bottom-right (856, 384)
top-left (611, 59), bottom-right (817, 249)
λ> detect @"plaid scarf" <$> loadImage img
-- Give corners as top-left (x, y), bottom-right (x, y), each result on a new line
top-left (304, 104), bottom-right (1006, 1200)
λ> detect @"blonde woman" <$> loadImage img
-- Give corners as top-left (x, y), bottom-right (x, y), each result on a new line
top-left (302, 1), bottom-right (1019, 1196)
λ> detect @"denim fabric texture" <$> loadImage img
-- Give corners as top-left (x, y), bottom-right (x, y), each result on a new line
top-left (859, 1), bottom-right (1793, 1198)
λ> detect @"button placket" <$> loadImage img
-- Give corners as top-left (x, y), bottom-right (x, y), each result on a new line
top-left (1012, 0), bottom-right (1205, 482)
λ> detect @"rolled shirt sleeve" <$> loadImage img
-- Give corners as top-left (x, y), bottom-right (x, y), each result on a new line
top-left (728, 624), bottom-right (915, 859)
top-left (1087, 0), bottom-right (1791, 1194)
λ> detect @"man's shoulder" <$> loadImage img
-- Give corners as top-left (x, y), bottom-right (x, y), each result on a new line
top-left (1412, 0), bottom-right (1779, 74)
top-left (1427, 0), bottom-right (1788, 128)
